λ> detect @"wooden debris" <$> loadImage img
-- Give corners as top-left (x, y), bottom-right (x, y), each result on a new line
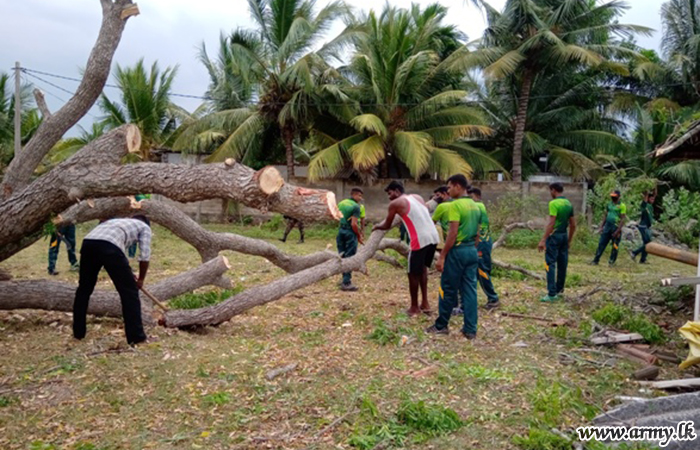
top-left (617, 344), bottom-right (658, 365)
top-left (652, 349), bottom-right (682, 364)
top-left (638, 378), bottom-right (700, 391)
top-left (632, 366), bottom-right (660, 381)
top-left (590, 331), bottom-right (644, 345)
top-left (265, 363), bottom-right (298, 381)
top-left (412, 365), bottom-right (439, 378)
top-left (500, 312), bottom-right (571, 327)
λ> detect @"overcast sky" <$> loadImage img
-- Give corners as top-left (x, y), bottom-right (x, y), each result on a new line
top-left (0, 0), bottom-right (664, 135)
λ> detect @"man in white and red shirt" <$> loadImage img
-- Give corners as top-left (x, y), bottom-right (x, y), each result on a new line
top-left (373, 180), bottom-right (439, 316)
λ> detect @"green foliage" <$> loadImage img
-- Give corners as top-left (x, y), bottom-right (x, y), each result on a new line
top-left (348, 397), bottom-right (463, 449)
top-left (0, 395), bottom-right (15, 407)
top-left (49, 356), bottom-right (82, 374)
top-left (592, 304), bottom-right (665, 344)
top-left (658, 285), bottom-right (694, 306)
top-left (659, 187), bottom-right (700, 247)
top-left (489, 194), bottom-right (544, 232)
top-left (202, 391), bottom-right (232, 406)
top-left (365, 319), bottom-right (412, 347)
top-left (260, 213), bottom-right (285, 232)
top-left (505, 230), bottom-right (541, 249)
top-left (168, 288), bottom-right (242, 310)
top-left (530, 380), bottom-right (597, 427)
top-left (29, 442), bottom-right (57, 450)
top-left (513, 428), bottom-right (571, 450)
top-left (441, 362), bottom-right (511, 384)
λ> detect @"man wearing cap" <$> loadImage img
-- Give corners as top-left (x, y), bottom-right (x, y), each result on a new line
top-left (591, 190), bottom-right (626, 266)
top-left (630, 191), bottom-right (656, 264)
top-left (337, 188), bottom-right (365, 291)
top-left (469, 187), bottom-right (500, 309)
top-left (373, 180), bottom-right (439, 316)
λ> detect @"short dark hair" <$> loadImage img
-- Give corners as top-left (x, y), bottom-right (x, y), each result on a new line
top-left (447, 174), bottom-right (469, 189)
top-left (549, 182), bottom-right (564, 193)
top-left (132, 214), bottom-right (151, 226)
top-left (384, 180), bottom-right (405, 194)
top-left (469, 187), bottom-right (482, 197)
top-left (351, 187), bottom-right (364, 195)
top-left (434, 186), bottom-right (448, 194)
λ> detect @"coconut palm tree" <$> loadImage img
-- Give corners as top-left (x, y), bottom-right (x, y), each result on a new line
top-left (175, 0), bottom-right (357, 178)
top-left (462, 0), bottom-right (651, 182)
top-left (99, 59), bottom-right (183, 159)
top-left (308, 3), bottom-right (501, 182)
top-left (661, 0), bottom-right (700, 103)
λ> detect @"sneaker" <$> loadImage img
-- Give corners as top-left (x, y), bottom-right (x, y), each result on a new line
top-left (629, 249), bottom-right (637, 261)
top-left (540, 294), bottom-right (561, 303)
top-left (425, 325), bottom-right (449, 335)
top-left (588, 260), bottom-right (599, 266)
top-left (461, 331), bottom-right (476, 340)
top-left (48, 270), bottom-right (59, 276)
top-left (452, 307), bottom-right (463, 315)
top-left (640, 260), bottom-right (649, 265)
top-left (340, 283), bottom-right (358, 292)
top-left (70, 263), bottom-right (80, 272)
top-left (485, 300), bottom-right (500, 310)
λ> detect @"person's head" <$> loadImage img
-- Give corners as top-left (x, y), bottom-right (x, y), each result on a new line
top-left (548, 182), bottom-right (564, 199)
top-left (646, 191), bottom-right (656, 203)
top-left (610, 190), bottom-right (621, 203)
top-left (132, 214), bottom-right (151, 227)
top-left (384, 180), bottom-right (405, 201)
top-left (469, 187), bottom-right (482, 201)
top-left (350, 187), bottom-right (364, 203)
top-left (433, 186), bottom-right (449, 203)
top-left (446, 174), bottom-right (469, 199)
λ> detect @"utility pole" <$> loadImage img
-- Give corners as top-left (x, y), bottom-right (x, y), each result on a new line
top-left (14, 61), bottom-right (21, 156)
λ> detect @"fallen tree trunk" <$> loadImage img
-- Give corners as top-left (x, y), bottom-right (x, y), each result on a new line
top-left (645, 242), bottom-right (698, 267)
top-left (0, 256), bottom-right (231, 319)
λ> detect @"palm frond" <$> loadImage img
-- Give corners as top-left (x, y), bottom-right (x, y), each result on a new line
top-left (349, 114), bottom-right (387, 136)
top-left (307, 133), bottom-right (365, 181)
top-left (349, 135), bottom-right (386, 170)
top-left (394, 131), bottom-right (433, 179)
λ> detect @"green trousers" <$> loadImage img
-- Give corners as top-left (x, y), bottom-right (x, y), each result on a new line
top-left (48, 224), bottom-right (78, 272)
top-left (477, 239), bottom-right (498, 303)
top-left (593, 225), bottom-right (621, 264)
top-left (545, 233), bottom-right (568, 297)
top-left (337, 227), bottom-right (358, 285)
top-left (632, 226), bottom-right (652, 263)
top-left (435, 244), bottom-right (478, 335)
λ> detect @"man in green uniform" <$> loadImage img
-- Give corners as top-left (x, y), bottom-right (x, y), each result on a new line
top-left (360, 203), bottom-right (366, 234)
top-left (426, 174), bottom-right (482, 340)
top-left (469, 188), bottom-right (500, 309)
top-left (630, 191), bottom-right (656, 264)
top-left (591, 190), bottom-right (626, 266)
top-left (48, 224), bottom-right (79, 275)
top-left (337, 188), bottom-right (365, 291)
top-left (538, 183), bottom-right (576, 302)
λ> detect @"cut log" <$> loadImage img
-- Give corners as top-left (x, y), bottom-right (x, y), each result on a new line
top-left (0, 256), bottom-right (231, 318)
top-left (590, 332), bottom-right (644, 345)
top-left (638, 378), bottom-right (700, 390)
top-left (255, 166), bottom-right (284, 196)
top-left (646, 242), bottom-right (698, 267)
top-left (120, 3), bottom-right (140, 19)
top-left (632, 366), bottom-right (660, 381)
top-left (617, 344), bottom-right (658, 365)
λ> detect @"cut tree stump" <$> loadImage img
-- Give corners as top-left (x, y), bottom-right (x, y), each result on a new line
top-left (632, 366), bottom-right (660, 381)
top-left (617, 344), bottom-right (658, 365)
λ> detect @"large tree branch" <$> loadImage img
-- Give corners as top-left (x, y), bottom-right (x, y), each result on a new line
top-left (0, 256), bottom-right (231, 318)
top-left (1, 1), bottom-right (139, 198)
top-left (33, 89), bottom-right (51, 118)
top-left (492, 221), bottom-right (535, 250)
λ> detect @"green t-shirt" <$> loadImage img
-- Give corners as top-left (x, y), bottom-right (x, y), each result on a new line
top-left (432, 201), bottom-right (452, 233)
top-left (338, 198), bottom-right (361, 229)
top-left (548, 196), bottom-right (574, 234)
top-left (605, 201), bottom-right (627, 228)
top-left (134, 194), bottom-right (151, 201)
top-left (446, 197), bottom-right (482, 245)
top-left (360, 204), bottom-right (366, 220)
top-left (639, 201), bottom-right (653, 228)
top-left (475, 201), bottom-right (491, 241)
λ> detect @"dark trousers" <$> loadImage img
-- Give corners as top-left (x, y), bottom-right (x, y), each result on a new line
top-left (545, 233), bottom-right (569, 297)
top-left (281, 218), bottom-right (304, 242)
top-left (477, 239), bottom-right (498, 303)
top-left (632, 226), bottom-right (652, 263)
top-left (593, 225), bottom-right (621, 264)
top-left (337, 228), bottom-right (358, 285)
top-left (73, 239), bottom-right (147, 345)
top-left (435, 244), bottom-right (478, 335)
top-left (48, 224), bottom-right (78, 272)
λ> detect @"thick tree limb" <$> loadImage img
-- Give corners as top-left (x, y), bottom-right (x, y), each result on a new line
top-left (492, 259), bottom-right (544, 280)
top-left (373, 252), bottom-right (404, 269)
top-left (0, 256), bottom-right (231, 318)
top-left (0, 126), bottom-right (339, 262)
top-left (492, 221), bottom-right (535, 250)
top-left (1, 0), bottom-right (138, 197)
top-left (33, 89), bottom-right (51, 118)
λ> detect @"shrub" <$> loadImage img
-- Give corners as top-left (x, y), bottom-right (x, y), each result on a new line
top-left (169, 287), bottom-right (242, 310)
top-left (592, 304), bottom-right (665, 344)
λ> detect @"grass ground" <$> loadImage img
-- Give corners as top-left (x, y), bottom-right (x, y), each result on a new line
top-left (0, 221), bottom-right (696, 450)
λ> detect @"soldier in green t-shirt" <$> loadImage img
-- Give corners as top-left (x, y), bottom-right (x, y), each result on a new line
top-left (426, 174), bottom-right (482, 340)
top-left (538, 183), bottom-right (576, 302)
top-left (630, 191), bottom-right (656, 264)
top-left (469, 188), bottom-right (499, 309)
top-left (591, 190), bottom-right (626, 266)
top-left (336, 188), bottom-right (365, 291)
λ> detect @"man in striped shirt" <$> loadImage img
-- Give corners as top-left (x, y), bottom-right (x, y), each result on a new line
top-left (73, 216), bottom-right (152, 345)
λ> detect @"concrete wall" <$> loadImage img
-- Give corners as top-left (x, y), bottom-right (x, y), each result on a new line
top-left (157, 157), bottom-right (587, 222)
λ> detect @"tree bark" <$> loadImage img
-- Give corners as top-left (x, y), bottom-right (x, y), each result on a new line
top-left (492, 221), bottom-right (535, 250)
top-left (1, 0), bottom-right (138, 198)
top-left (283, 127), bottom-right (295, 180)
top-left (512, 68), bottom-right (534, 183)
top-left (0, 126), bottom-right (341, 262)
top-left (0, 256), bottom-right (231, 318)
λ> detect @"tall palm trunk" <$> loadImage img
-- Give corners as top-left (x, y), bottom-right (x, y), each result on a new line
top-left (512, 69), bottom-right (534, 183)
top-left (283, 126), bottom-right (295, 180)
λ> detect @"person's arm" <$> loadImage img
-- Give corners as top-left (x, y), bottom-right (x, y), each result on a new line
top-left (599, 213), bottom-right (606, 232)
top-left (437, 221), bottom-right (459, 272)
top-left (351, 216), bottom-right (364, 245)
top-left (614, 204), bottom-right (627, 237)
top-left (538, 216), bottom-right (556, 252)
top-left (372, 200), bottom-right (399, 231)
top-left (361, 218), bottom-right (366, 233)
top-left (137, 261), bottom-right (149, 289)
top-left (136, 226), bottom-right (152, 288)
top-left (568, 216), bottom-right (577, 246)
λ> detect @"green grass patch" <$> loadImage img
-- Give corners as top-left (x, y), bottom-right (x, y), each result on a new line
top-left (592, 304), bottom-right (665, 344)
top-left (530, 380), bottom-right (597, 428)
top-left (168, 287), bottom-right (242, 310)
top-left (513, 427), bottom-right (571, 450)
top-left (0, 395), bottom-right (16, 407)
top-left (202, 391), bottom-right (232, 406)
top-left (365, 319), bottom-right (413, 346)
